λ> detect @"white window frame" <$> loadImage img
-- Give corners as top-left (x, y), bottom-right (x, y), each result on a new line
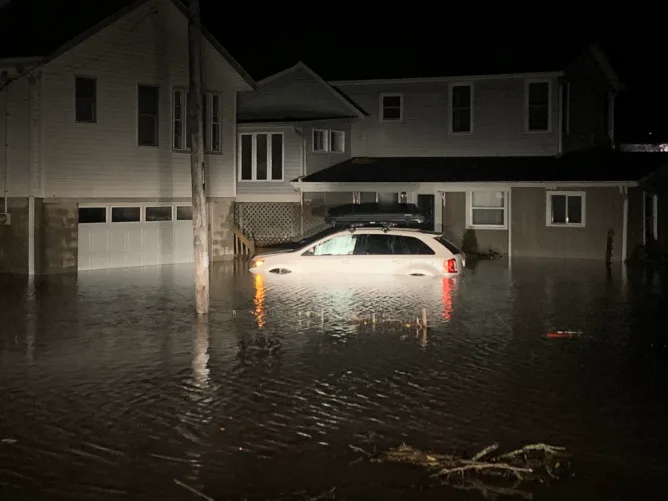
top-left (466, 191), bottom-right (508, 230)
top-left (137, 84), bottom-right (160, 147)
top-left (329, 130), bottom-right (345, 153)
top-left (237, 132), bottom-right (285, 182)
top-left (172, 87), bottom-right (222, 153)
top-left (449, 83), bottom-right (473, 134)
top-left (545, 191), bottom-right (586, 227)
top-left (379, 93), bottom-right (404, 122)
top-left (525, 79), bottom-right (552, 133)
top-left (312, 129), bottom-right (328, 152)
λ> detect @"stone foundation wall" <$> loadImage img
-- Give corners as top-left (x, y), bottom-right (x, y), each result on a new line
top-left (210, 197), bottom-right (235, 261)
top-left (38, 200), bottom-right (78, 274)
top-left (0, 197), bottom-right (29, 274)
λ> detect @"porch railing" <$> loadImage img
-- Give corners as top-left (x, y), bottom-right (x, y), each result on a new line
top-left (232, 226), bottom-right (256, 257)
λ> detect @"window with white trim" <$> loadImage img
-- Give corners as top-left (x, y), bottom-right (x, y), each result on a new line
top-left (75, 76), bottom-right (97, 123)
top-left (451, 84), bottom-right (472, 133)
top-left (468, 191), bottom-right (507, 229)
top-left (313, 129), bottom-right (327, 152)
top-left (526, 80), bottom-right (550, 132)
top-left (330, 130), bottom-right (345, 152)
top-left (172, 88), bottom-right (222, 153)
top-left (238, 132), bottom-right (284, 181)
top-left (380, 93), bottom-right (403, 121)
top-left (138, 85), bottom-right (159, 146)
top-left (546, 191), bottom-right (585, 227)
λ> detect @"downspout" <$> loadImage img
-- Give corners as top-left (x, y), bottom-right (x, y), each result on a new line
top-left (293, 124), bottom-right (306, 237)
top-left (1, 70), bottom-right (9, 213)
top-left (621, 186), bottom-right (628, 263)
top-left (507, 189), bottom-right (513, 261)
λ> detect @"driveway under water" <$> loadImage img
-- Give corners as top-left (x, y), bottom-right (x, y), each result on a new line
top-left (1, 259), bottom-right (667, 500)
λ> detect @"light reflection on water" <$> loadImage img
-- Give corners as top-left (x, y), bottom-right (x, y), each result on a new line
top-left (0, 259), bottom-right (667, 500)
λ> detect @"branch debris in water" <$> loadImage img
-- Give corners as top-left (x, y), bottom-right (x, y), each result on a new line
top-left (373, 442), bottom-right (571, 498)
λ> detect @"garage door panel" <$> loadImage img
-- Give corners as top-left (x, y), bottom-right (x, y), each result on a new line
top-left (78, 204), bottom-right (195, 271)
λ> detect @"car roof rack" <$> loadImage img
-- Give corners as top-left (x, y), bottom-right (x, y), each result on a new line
top-left (325, 203), bottom-right (430, 230)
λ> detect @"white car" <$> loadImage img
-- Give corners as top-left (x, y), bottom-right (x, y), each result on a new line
top-left (249, 226), bottom-right (465, 277)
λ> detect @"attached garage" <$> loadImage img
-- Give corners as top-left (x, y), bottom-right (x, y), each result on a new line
top-left (78, 203), bottom-right (194, 271)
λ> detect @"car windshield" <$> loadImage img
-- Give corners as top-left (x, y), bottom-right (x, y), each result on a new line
top-left (295, 226), bottom-right (340, 246)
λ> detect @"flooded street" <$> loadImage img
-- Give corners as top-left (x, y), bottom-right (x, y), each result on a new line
top-left (1, 259), bottom-right (667, 500)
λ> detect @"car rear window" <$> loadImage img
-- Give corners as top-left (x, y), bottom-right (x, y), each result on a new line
top-left (434, 236), bottom-right (461, 254)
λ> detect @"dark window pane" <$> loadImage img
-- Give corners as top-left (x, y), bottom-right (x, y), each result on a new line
top-left (529, 82), bottom-right (549, 105)
top-left (529, 106), bottom-right (549, 131)
top-left (330, 131), bottom-right (344, 152)
top-left (78, 207), bottom-right (106, 223)
top-left (364, 234), bottom-right (395, 255)
top-left (138, 85), bottom-right (159, 114)
top-left (436, 236), bottom-right (461, 255)
top-left (567, 196), bottom-right (582, 224)
top-left (240, 135), bottom-right (252, 180)
top-left (75, 77), bottom-right (96, 123)
top-left (377, 192), bottom-right (398, 205)
top-left (452, 85), bottom-right (471, 108)
top-left (256, 133), bottom-right (268, 180)
top-left (452, 109), bottom-right (471, 132)
top-left (551, 195), bottom-right (566, 224)
top-left (403, 236), bottom-right (435, 255)
top-left (177, 206), bottom-right (193, 220)
top-left (174, 120), bottom-right (183, 150)
top-left (146, 206), bottom-right (172, 221)
top-left (382, 107), bottom-right (401, 120)
top-left (472, 208), bottom-right (504, 226)
top-left (211, 124), bottom-right (221, 152)
top-left (111, 207), bottom-right (140, 222)
top-left (383, 95), bottom-right (401, 107)
top-left (271, 133), bottom-right (283, 180)
top-left (138, 114), bottom-right (157, 145)
top-left (313, 130), bottom-right (326, 151)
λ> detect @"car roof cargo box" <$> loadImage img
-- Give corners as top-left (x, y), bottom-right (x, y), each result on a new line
top-left (325, 203), bottom-right (429, 227)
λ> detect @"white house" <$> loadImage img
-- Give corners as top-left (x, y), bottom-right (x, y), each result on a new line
top-left (0, 0), bottom-right (255, 274)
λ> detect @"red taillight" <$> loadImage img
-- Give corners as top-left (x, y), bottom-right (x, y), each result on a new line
top-left (444, 258), bottom-right (457, 274)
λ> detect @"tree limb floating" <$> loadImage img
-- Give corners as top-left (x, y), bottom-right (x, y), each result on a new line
top-left (373, 442), bottom-right (571, 498)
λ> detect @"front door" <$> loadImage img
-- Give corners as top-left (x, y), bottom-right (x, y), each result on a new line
top-left (417, 194), bottom-right (435, 231)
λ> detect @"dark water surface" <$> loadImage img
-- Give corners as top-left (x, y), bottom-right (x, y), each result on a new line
top-left (1, 259), bottom-right (667, 500)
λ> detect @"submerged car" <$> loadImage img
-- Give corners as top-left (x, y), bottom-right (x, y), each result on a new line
top-left (249, 203), bottom-right (464, 277)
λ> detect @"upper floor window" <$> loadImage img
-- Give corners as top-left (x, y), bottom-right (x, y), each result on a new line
top-left (312, 129), bottom-right (345, 153)
top-left (313, 129), bottom-right (327, 152)
top-left (138, 84), bottom-right (159, 146)
top-left (238, 132), bottom-right (283, 181)
top-left (526, 80), bottom-right (551, 132)
top-left (450, 84), bottom-right (473, 133)
top-left (467, 191), bottom-right (507, 229)
top-left (172, 88), bottom-right (222, 153)
top-left (546, 191), bottom-right (585, 227)
top-left (380, 93), bottom-right (403, 122)
top-left (75, 76), bottom-right (96, 123)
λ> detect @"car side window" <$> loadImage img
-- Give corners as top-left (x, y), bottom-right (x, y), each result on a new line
top-left (303, 234), bottom-right (359, 256)
top-left (359, 234), bottom-right (398, 255)
top-left (402, 236), bottom-right (435, 255)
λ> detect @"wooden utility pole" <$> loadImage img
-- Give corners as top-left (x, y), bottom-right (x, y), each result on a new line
top-left (188, 0), bottom-right (209, 314)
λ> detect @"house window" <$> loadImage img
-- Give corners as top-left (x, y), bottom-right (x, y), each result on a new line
top-left (451, 84), bottom-right (472, 133)
top-left (138, 85), bottom-right (159, 146)
top-left (75, 76), bottom-right (97, 123)
top-left (380, 93), bottom-right (403, 122)
top-left (176, 206), bottom-right (193, 220)
top-left (468, 191), bottom-right (506, 229)
top-left (526, 81), bottom-right (550, 132)
top-left (546, 191), bottom-right (585, 227)
top-left (238, 132), bottom-right (284, 181)
top-left (330, 130), bottom-right (345, 152)
top-left (173, 89), bottom-right (222, 152)
top-left (313, 129), bottom-right (327, 152)
top-left (561, 81), bottom-right (570, 136)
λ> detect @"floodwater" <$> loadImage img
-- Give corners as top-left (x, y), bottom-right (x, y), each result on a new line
top-left (1, 259), bottom-right (667, 500)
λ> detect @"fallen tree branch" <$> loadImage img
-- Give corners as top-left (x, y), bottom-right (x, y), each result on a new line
top-left (435, 462), bottom-right (533, 480)
top-left (497, 443), bottom-right (567, 460)
top-left (472, 443), bottom-right (499, 461)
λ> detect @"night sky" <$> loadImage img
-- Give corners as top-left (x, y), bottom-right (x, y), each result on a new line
top-left (0, 0), bottom-right (665, 143)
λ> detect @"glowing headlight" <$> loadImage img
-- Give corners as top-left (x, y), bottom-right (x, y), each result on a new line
top-left (251, 258), bottom-right (264, 268)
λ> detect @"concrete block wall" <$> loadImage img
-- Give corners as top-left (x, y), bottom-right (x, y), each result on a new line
top-left (0, 197), bottom-right (29, 274)
top-left (210, 197), bottom-right (235, 261)
top-left (38, 201), bottom-right (78, 274)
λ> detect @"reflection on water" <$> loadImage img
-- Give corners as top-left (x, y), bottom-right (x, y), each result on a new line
top-left (0, 260), bottom-right (667, 500)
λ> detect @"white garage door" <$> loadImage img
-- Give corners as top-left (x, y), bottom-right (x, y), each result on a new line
top-left (78, 204), bottom-right (194, 271)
